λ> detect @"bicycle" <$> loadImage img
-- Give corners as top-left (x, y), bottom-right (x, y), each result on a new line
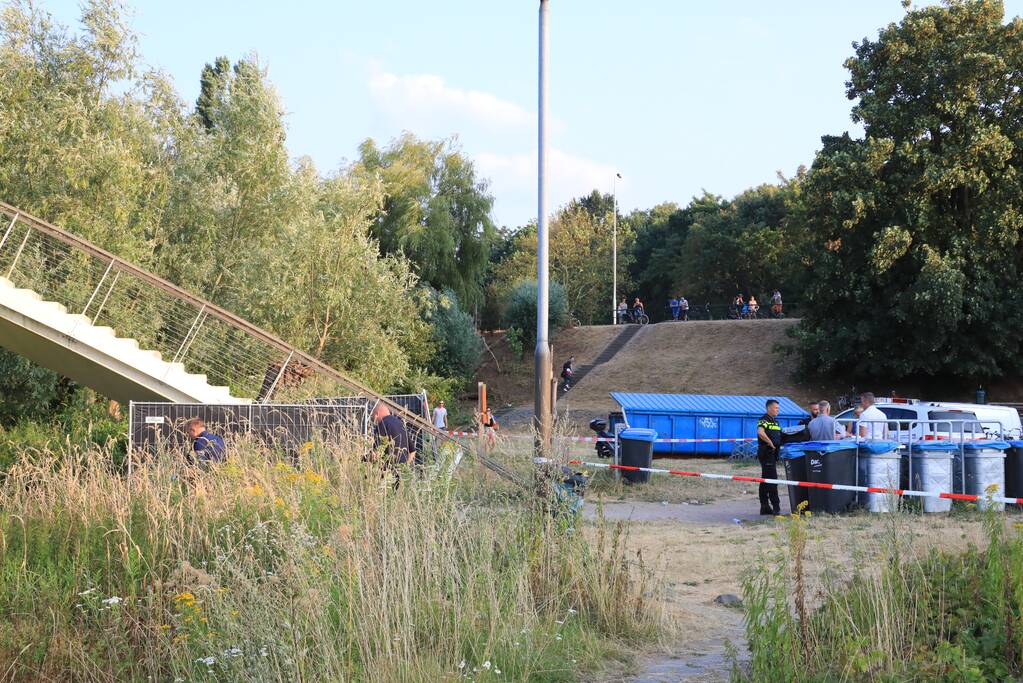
top-left (624, 309), bottom-right (649, 325)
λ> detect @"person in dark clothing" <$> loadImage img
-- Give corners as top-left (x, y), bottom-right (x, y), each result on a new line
top-left (798, 401), bottom-right (820, 427)
top-left (371, 403), bottom-right (414, 470)
top-left (187, 418), bottom-right (226, 465)
top-left (756, 399), bottom-right (783, 515)
top-left (561, 356), bottom-right (575, 391)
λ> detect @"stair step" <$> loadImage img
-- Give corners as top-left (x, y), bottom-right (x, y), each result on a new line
top-left (12, 288), bottom-right (41, 302)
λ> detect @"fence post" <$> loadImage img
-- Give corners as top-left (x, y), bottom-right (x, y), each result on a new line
top-left (477, 382), bottom-right (486, 460)
top-left (0, 212), bottom-right (19, 253)
top-left (81, 259), bottom-right (114, 319)
top-left (262, 350), bottom-right (294, 403)
top-left (5, 227), bottom-right (32, 278)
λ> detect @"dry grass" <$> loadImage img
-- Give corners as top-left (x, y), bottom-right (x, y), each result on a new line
top-left (0, 434), bottom-right (664, 682)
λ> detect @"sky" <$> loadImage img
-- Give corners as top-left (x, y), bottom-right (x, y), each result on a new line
top-left (42, 0), bottom-right (1023, 228)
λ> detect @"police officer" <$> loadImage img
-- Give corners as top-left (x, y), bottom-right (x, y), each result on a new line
top-left (757, 399), bottom-right (783, 515)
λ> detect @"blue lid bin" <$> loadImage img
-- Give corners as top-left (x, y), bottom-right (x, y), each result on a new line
top-left (958, 440), bottom-right (1008, 510)
top-left (1007, 441), bottom-right (1023, 502)
top-left (855, 440), bottom-right (900, 513)
top-left (909, 441), bottom-right (958, 513)
top-left (782, 441), bottom-right (859, 513)
top-left (618, 428), bottom-right (657, 484)
top-left (779, 444), bottom-right (810, 514)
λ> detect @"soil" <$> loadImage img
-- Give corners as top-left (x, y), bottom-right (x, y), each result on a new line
top-left (477, 325), bottom-right (623, 410)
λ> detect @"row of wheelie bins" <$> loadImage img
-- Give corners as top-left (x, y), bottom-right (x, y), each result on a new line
top-left (779, 439), bottom-right (1023, 514)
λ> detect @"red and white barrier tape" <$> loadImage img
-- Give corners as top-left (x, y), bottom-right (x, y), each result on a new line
top-left (567, 459), bottom-right (1023, 506)
top-left (444, 431), bottom-right (754, 444)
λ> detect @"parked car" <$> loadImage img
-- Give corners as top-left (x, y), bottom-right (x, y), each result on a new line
top-left (834, 398), bottom-right (1022, 441)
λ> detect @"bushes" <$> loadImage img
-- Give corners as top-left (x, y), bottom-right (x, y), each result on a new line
top-left (740, 505), bottom-right (1023, 681)
top-left (423, 288), bottom-right (483, 380)
top-left (502, 280), bottom-right (568, 347)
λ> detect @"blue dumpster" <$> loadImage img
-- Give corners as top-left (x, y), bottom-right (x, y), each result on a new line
top-left (610, 393), bottom-right (808, 455)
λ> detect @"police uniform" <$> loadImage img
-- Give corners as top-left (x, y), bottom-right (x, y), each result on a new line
top-left (757, 413), bottom-right (783, 514)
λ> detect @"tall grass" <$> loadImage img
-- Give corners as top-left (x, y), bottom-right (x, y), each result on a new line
top-left (0, 435), bottom-right (662, 681)
top-left (738, 497), bottom-right (1023, 682)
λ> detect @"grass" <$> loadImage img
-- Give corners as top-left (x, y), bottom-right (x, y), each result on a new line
top-left (0, 432), bottom-right (664, 681)
top-left (585, 457), bottom-right (760, 504)
top-left (738, 495), bottom-right (1023, 682)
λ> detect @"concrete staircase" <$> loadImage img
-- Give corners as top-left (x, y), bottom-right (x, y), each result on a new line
top-left (564, 324), bottom-right (643, 390)
top-left (0, 276), bottom-right (246, 404)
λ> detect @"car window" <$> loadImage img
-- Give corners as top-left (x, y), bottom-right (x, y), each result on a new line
top-left (835, 408), bottom-right (856, 421)
top-left (928, 410), bottom-right (981, 434)
top-left (879, 407), bottom-right (916, 430)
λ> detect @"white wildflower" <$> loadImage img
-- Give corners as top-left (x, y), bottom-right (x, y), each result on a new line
top-left (260, 647), bottom-right (269, 658)
top-left (223, 647), bottom-right (243, 658)
top-left (101, 596), bottom-right (122, 606)
top-left (567, 608), bottom-right (577, 614)
top-left (482, 661), bottom-right (491, 670)
top-left (78, 588), bottom-right (96, 596)
top-left (495, 669), bottom-right (501, 675)
top-left (555, 635), bottom-right (562, 641)
top-left (458, 660), bottom-right (465, 669)
top-left (196, 656), bottom-right (215, 666)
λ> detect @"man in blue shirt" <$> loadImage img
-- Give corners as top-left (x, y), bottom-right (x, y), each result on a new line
top-left (188, 418), bottom-right (226, 465)
top-left (669, 297), bottom-right (680, 321)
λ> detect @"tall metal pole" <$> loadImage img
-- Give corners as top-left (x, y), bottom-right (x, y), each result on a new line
top-left (534, 0), bottom-right (553, 453)
top-left (611, 173), bottom-right (618, 325)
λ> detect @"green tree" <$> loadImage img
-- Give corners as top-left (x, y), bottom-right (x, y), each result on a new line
top-left (422, 287), bottom-right (483, 380)
top-left (502, 280), bottom-right (569, 347)
top-left (355, 134), bottom-right (496, 311)
top-left (794, 0), bottom-right (1023, 380)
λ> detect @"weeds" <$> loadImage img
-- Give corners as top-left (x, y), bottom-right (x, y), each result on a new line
top-left (0, 435), bottom-right (662, 681)
top-left (738, 493), bottom-right (1023, 682)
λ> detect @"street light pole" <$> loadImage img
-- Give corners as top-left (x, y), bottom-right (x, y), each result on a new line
top-left (611, 172), bottom-right (621, 325)
top-left (534, 0), bottom-right (552, 453)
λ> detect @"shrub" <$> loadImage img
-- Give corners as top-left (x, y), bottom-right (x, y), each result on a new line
top-left (423, 288), bottom-right (483, 380)
top-left (502, 280), bottom-right (568, 347)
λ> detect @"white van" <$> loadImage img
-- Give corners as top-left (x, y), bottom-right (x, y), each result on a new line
top-left (834, 398), bottom-right (1022, 441)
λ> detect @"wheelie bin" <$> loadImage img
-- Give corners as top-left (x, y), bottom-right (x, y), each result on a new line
top-left (1006, 440), bottom-right (1023, 506)
top-left (908, 441), bottom-right (957, 513)
top-left (955, 440), bottom-right (1009, 511)
top-left (618, 428), bottom-right (657, 484)
top-left (857, 440), bottom-right (901, 512)
top-left (803, 441), bottom-right (859, 513)
top-left (779, 443), bottom-right (810, 514)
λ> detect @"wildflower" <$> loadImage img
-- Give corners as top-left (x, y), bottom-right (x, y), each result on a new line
top-left (223, 647), bottom-right (243, 658)
top-left (567, 608), bottom-right (577, 615)
top-left (159, 624), bottom-right (172, 631)
top-left (458, 660), bottom-right (466, 670)
top-left (483, 661), bottom-right (491, 670)
top-left (78, 588), bottom-right (96, 596)
top-left (102, 596), bottom-right (122, 606)
top-left (196, 656), bottom-right (215, 666)
top-left (495, 669), bottom-right (502, 675)
top-left (174, 592), bottom-right (195, 604)
top-left (260, 647), bottom-right (269, 658)
top-left (230, 610), bottom-right (240, 617)
top-left (555, 635), bottom-right (562, 641)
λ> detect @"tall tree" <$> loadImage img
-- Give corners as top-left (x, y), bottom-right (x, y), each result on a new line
top-left (795, 0), bottom-right (1023, 380)
top-left (355, 134), bottom-right (496, 311)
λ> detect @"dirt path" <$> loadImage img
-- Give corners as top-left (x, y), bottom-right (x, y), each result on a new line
top-left (585, 489), bottom-right (1001, 682)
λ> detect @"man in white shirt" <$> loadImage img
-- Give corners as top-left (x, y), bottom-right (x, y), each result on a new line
top-left (432, 400), bottom-right (448, 431)
top-left (857, 392), bottom-right (890, 440)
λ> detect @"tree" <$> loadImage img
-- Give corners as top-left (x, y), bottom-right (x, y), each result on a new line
top-left (422, 288), bottom-right (483, 380)
top-left (794, 0), bottom-right (1023, 381)
top-left (355, 134), bottom-right (496, 311)
top-left (502, 280), bottom-right (569, 347)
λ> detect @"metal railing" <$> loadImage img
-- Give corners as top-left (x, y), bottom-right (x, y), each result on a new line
top-left (0, 201), bottom-right (536, 483)
top-left (839, 418), bottom-right (1017, 496)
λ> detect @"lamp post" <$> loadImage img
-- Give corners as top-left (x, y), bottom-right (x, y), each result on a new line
top-left (611, 171), bottom-right (621, 324)
top-left (534, 0), bottom-right (552, 453)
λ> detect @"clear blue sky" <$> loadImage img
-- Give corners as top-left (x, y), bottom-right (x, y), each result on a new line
top-left (43, 0), bottom-right (1023, 228)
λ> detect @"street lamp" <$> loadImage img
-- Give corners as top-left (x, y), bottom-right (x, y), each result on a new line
top-left (534, 0), bottom-right (552, 452)
top-left (611, 172), bottom-right (622, 325)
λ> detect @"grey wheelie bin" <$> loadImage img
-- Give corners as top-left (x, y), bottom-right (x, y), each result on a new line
top-left (779, 443), bottom-right (811, 514)
top-left (908, 441), bottom-right (957, 513)
top-left (802, 441), bottom-right (859, 513)
top-left (618, 428), bottom-right (657, 484)
top-left (856, 440), bottom-right (901, 512)
top-left (954, 440), bottom-right (1009, 511)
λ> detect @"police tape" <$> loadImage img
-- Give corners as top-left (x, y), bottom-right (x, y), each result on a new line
top-left (443, 431), bottom-right (755, 444)
top-left (566, 459), bottom-right (1023, 506)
